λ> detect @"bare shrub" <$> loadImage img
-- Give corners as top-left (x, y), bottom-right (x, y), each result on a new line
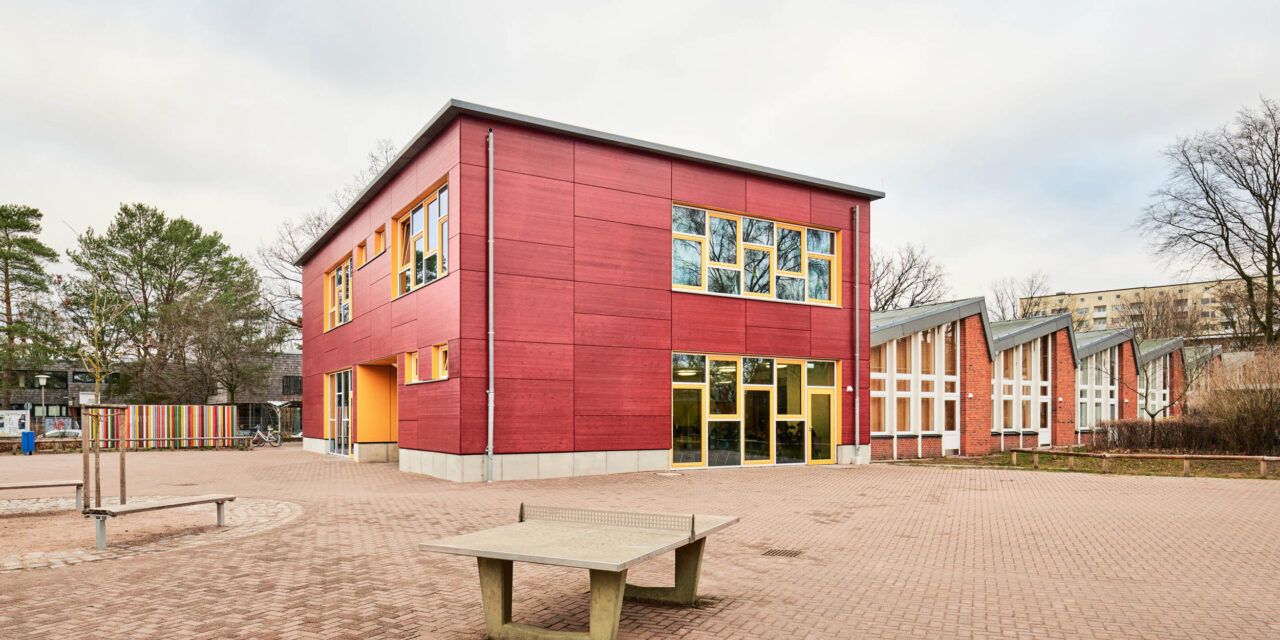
top-left (1092, 348), bottom-right (1280, 455)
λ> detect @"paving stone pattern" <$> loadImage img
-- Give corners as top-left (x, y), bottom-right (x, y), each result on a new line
top-left (2, 445), bottom-right (1279, 639)
top-left (0, 496), bottom-right (301, 572)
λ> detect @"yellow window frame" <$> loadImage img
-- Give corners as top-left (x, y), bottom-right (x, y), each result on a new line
top-left (774, 222), bottom-right (806, 276)
top-left (707, 356), bottom-right (741, 419)
top-left (774, 358), bottom-right (806, 419)
top-left (671, 383), bottom-right (708, 468)
top-left (706, 212), bottom-right (741, 268)
top-left (741, 386), bottom-right (775, 465)
top-left (431, 343), bottom-right (449, 380)
top-left (324, 254), bottom-right (352, 332)
top-left (390, 179), bottom-right (449, 298)
top-left (806, 254), bottom-right (835, 304)
top-left (373, 225), bottom-right (386, 255)
top-left (671, 234), bottom-right (706, 292)
top-left (742, 245), bottom-right (774, 298)
top-left (806, 387), bottom-right (837, 465)
top-left (405, 351), bottom-right (420, 383)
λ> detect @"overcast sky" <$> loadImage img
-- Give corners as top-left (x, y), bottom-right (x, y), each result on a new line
top-left (3, 1), bottom-right (1279, 296)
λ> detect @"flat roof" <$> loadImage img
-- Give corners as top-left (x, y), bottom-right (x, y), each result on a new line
top-left (295, 99), bottom-right (886, 266)
top-left (1026, 278), bottom-right (1236, 300)
top-left (1182, 344), bottom-right (1223, 370)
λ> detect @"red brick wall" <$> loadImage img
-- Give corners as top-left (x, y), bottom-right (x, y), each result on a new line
top-left (868, 435), bottom-right (943, 460)
top-left (301, 113), bottom-right (873, 457)
top-left (958, 315), bottom-right (993, 456)
top-left (1051, 328), bottom-right (1076, 446)
top-left (870, 437), bottom-right (894, 460)
top-left (1118, 341), bottom-right (1139, 420)
top-left (1168, 350), bottom-right (1186, 417)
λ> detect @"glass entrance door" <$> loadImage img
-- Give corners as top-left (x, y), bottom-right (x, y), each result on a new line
top-left (327, 369), bottom-right (352, 457)
top-left (808, 389), bottom-right (835, 463)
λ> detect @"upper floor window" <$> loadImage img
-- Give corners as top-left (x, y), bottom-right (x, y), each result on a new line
top-left (325, 256), bottom-right (352, 330)
top-left (282, 375), bottom-right (303, 396)
top-left (396, 184), bottom-right (449, 295)
top-left (671, 204), bottom-right (838, 305)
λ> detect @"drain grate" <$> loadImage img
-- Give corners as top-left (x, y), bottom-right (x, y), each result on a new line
top-left (762, 548), bottom-right (803, 558)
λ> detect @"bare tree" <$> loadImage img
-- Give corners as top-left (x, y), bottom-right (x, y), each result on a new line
top-left (1120, 288), bottom-right (1206, 342)
top-left (988, 272), bottom-right (1051, 321)
top-left (869, 244), bottom-right (948, 312)
top-left (257, 138), bottom-right (396, 335)
top-left (1140, 97), bottom-right (1280, 344)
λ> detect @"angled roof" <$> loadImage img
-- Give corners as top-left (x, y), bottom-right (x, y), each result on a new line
top-left (1138, 337), bottom-right (1185, 366)
top-left (870, 297), bottom-right (995, 359)
top-left (1182, 344), bottom-right (1223, 370)
top-left (1074, 327), bottom-right (1140, 372)
top-left (1074, 328), bottom-right (1134, 357)
top-left (990, 313), bottom-right (1079, 362)
top-left (295, 99), bottom-right (886, 266)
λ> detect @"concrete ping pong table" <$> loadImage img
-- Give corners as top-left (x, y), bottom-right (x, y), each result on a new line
top-left (420, 504), bottom-right (738, 640)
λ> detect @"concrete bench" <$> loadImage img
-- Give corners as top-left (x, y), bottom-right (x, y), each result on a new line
top-left (0, 480), bottom-right (84, 509)
top-left (83, 494), bottom-right (235, 550)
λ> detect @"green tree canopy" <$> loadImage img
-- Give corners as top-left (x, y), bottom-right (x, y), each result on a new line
top-left (0, 204), bottom-right (60, 409)
top-left (65, 203), bottom-right (281, 403)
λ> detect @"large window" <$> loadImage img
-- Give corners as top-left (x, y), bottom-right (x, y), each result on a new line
top-left (325, 256), bottom-right (352, 330)
top-left (671, 205), bottom-right (838, 305)
top-left (1138, 353), bottom-right (1171, 419)
top-left (991, 336), bottom-right (1052, 432)
top-left (671, 352), bottom-right (837, 468)
top-left (1076, 346), bottom-right (1119, 431)
top-left (869, 322), bottom-right (960, 440)
top-left (396, 184), bottom-right (449, 295)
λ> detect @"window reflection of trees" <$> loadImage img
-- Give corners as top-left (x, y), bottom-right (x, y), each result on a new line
top-left (710, 217), bottom-right (737, 264)
top-left (744, 249), bottom-right (770, 294)
top-left (777, 229), bottom-right (802, 272)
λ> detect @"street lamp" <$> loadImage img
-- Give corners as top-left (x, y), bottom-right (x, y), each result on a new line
top-left (34, 374), bottom-right (49, 433)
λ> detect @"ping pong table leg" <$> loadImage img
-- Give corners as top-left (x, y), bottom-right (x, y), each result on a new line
top-left (588, 569), bottom-right (627, 640)
top-left (477, 557), bottom-right (513, 633)
top-left (623, 537), bottom-right (705, 605)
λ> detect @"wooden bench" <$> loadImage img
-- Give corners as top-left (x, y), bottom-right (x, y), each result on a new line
top-left (0, 480), bottom-right (84, 509)
top-left (83, 494), bottom-right (235, 550)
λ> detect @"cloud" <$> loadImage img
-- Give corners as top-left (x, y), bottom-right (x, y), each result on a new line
top-left (2, 0), bottom-right (1278, 295)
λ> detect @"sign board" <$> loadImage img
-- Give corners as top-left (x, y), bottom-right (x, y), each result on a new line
top-left (0, 410), bottom-right (30, 436)
top-left (44, 416), bottom-right (74, 431)
top-left (78, 392), bottom-right (96, 406)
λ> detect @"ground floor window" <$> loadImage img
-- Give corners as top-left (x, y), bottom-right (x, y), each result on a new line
top-left (672, 352), bottom-right (836, 468)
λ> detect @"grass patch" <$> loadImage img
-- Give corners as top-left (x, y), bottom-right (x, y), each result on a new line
top-left (895, 450), bottom-right (1278, 479)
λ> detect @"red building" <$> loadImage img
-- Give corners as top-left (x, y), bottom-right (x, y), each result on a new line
top-left (294, 101), bottom-right (883, 481)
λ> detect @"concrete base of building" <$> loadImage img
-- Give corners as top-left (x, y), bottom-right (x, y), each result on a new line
top-left (355, 442), bottom-right (399, 463)
top-left (302, 436), bottom-right (326, 455)
top-left (398, 448), bottom-right (670, 482)
top-left (837, 444), bottom-right (872, 465)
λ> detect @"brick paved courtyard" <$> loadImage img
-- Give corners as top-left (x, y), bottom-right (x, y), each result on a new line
top-left (3, 445), bottom-right (1279, 639)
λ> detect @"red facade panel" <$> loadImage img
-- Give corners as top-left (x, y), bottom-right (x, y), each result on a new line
top-left (573, 217), bottom-right (670, 290)
top-left (671, 160), bottom-right (745, 212)
top-left (670, 294), bottom-right (746, 354)
top-left (493, 378), bottom-right (574, 453)
top-left (573, 345), bottom-right (671, 416)
top-left (574, 282), bottom-right (671, 320)
top-left (745, 175), bottom-right (810, 223)
top-left (493, 274), bottom-right (574, 344)
top-left (574, 314), bottom-right (671, 350)
top-left (573, 140), bottom-right (671, 198)
top-left (574, 183), bottom-right (671, 229)
top-left (493, 170), bottom-right (574, 247)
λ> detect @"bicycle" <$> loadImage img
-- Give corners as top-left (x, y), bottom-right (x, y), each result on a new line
top-left (250, 426), bottom-right (282, 447)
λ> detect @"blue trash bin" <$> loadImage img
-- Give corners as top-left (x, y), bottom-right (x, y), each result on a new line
top-left (20, 430), bottom-right (35, 455)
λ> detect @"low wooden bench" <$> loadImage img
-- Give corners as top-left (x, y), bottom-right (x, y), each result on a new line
top-left (83, 494), bottom-right (235, 550)
top-left (0, 480), bottom-right (84, 509)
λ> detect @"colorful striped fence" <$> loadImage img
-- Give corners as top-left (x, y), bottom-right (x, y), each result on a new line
top-left (90, 405), bottom-right (237, 449)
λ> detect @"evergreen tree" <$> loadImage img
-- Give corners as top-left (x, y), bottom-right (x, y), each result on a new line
top-left (0, 204), bottom-right (59, 409)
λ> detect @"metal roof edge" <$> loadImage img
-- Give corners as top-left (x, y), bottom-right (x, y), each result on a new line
top-left (294, 99), bottom-right (886, 266)
top-left (1138, 337), bottom-right (1186, 365)
top-left (990, 314), bottom-right (1074, 356)
top-left (870, 298), bottom-right (986, 347)
top-left (1074, 328), bottom-right (1135, 360)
